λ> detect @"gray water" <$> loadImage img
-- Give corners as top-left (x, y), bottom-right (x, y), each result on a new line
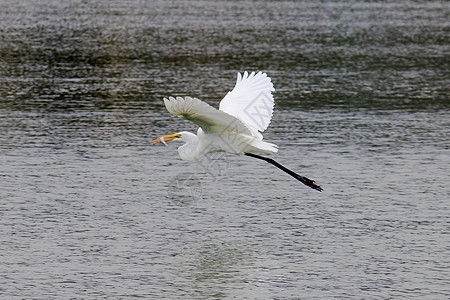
top-left (0, 0), bottom-right (449, 299)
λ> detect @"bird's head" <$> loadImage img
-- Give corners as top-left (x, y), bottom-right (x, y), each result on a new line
top-left (152, 132), bottom-right (183, 145)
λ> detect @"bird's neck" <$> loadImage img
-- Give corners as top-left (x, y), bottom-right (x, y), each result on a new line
top-left (178, 132), bottom-right (200, 161)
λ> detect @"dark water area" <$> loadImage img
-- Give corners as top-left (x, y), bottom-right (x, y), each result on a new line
top-left (1, 0), bottom-right (448, 112)
top-left (0, 1), bottom-right (449, 299)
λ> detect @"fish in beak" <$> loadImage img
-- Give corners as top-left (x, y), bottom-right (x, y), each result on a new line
top-left (153, 133), bottom-right (181, 145)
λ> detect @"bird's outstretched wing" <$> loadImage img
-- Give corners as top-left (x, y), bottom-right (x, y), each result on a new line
top-left (219, 71), bottom-right (275, 139)
top-left (163, 96), bottom-right (252, 135)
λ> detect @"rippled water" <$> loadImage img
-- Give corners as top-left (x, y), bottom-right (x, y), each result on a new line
top-left (0, 1), bottom-right (449, 299)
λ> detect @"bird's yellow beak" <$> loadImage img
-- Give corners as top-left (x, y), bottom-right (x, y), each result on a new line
top-left (153, 133), bottom-right (181, 145)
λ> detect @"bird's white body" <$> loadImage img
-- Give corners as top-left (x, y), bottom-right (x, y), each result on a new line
top-left (159, 71), bottom-right (278, 161)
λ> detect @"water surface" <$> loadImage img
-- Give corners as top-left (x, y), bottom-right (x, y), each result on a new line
top-left (0, 1), bottom-right (449, 299)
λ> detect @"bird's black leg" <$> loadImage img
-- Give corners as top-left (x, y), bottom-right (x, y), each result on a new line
top-left (245, 153), bottom-right (323, 192)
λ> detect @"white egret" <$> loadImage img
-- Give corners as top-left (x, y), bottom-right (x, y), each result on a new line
top-left (154, 71), bottom-right (322, 191)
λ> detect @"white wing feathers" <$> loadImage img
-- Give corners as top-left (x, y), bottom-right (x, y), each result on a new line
top-left (163, 96), bottom-right (252, 136)
top-left (219, 71), bottom-right (275, 139)
top-left (163, 71), bottom-right (275, 140)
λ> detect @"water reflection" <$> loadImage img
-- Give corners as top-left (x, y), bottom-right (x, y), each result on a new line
top-left (181, 242), bottom-right (251, 299)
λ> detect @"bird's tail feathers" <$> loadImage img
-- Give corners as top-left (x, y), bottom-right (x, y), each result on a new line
top-left (250, 140), bottom-right (278, 154)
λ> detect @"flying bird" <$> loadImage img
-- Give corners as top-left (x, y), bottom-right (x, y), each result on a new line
top-left (154, 71), bottom-right (322, 191)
